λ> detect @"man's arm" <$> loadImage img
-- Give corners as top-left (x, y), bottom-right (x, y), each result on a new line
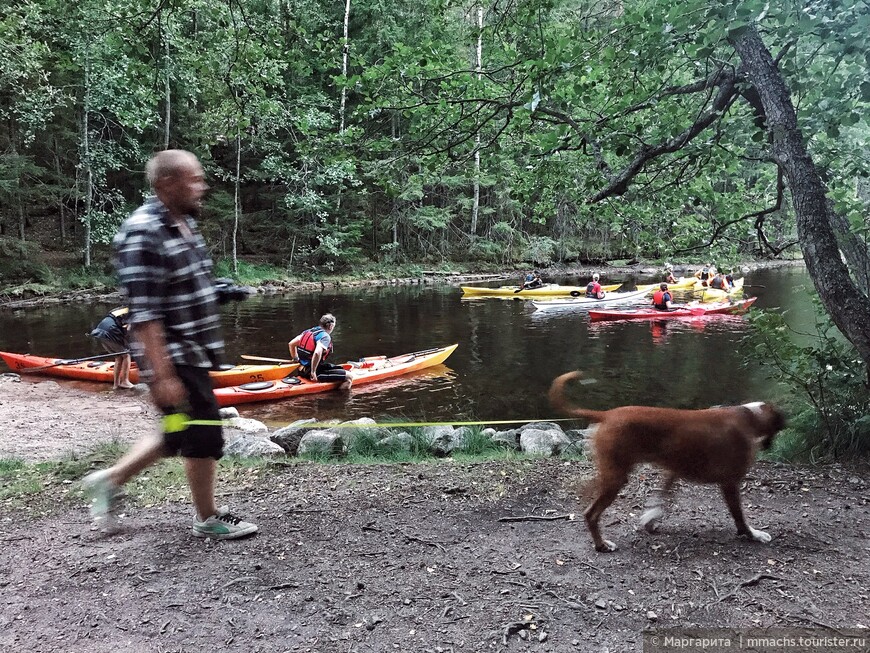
top-left (288, 334), bottom-right (301, 360)
top-left (309, 343), bottom-right (326, 381)
top-left (134, 320), bottom-right (186, 408)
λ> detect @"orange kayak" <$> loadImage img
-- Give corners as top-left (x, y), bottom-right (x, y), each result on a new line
top-left (0, 351), bottom-right (298, 388)
top-left (213, 344), bottom-right (458, 406)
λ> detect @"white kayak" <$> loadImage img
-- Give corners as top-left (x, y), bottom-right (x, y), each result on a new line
top-left (532, 288), bottom-right (650, 310)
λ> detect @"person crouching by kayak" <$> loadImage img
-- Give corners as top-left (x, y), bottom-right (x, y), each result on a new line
top-left (586, 273), bottom-right (605, 299)
top-left (89, 306), bottom-right (134, 389)
top-left (288, 313), bottom-right (354, 390)
top-left (652, 283), bottom-right (673, 311)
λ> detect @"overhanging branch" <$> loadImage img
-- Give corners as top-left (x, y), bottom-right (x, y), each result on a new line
top-left (587, 68), bottom-right (739, 203)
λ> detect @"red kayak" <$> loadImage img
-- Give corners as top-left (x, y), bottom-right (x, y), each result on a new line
top-left (213, 344), bottom-right (458, 406)
top-left (588, 297), bottom-right (757, 322)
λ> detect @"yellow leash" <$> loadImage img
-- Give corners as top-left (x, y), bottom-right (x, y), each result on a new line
top-left (162, 414), bottom-right (577, 434)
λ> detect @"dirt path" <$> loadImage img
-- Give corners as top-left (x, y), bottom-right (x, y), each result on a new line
top-left (0, 377), bottom-right (157, 461)
top-left (1, 419), bottom-right (868, 652)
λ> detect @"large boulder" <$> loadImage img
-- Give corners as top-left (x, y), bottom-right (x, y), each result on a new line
top-left (490, 429), bottom-right (519, 449)
top-left (271, 418), bottom-right (319, 455)
top-left (339, 417), bottom-right (380, 448)
top-left (521, 421), bottom-right (565, 433)
top-left (421, 425), bottom-right (456, 456)
top-left (297, 429), bottom-right (345, 458)
top-left (224, 435), bottom-right (286, 458)
top-left (223, 416), bottom-right (268, 435)
top-left (377, 432), bottom-right (414, 453)
top-left (520, 428), bottom-right (571, 457)
top-left (450, 426), bottom-right (474, 451)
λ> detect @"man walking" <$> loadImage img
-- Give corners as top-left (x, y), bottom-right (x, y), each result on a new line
top-left (83, 149), bottom-right (257, 540)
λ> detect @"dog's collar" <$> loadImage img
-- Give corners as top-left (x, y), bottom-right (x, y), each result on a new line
top-left (741, 401), bottom-right (765, 416)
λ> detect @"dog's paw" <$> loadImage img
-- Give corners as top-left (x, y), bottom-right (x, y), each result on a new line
top-left (596, 539), bottom-right (618, 553)
top-left (638, 507), bottom-right (663, 533)
top-left (748, 527), bottom-right (771, 543)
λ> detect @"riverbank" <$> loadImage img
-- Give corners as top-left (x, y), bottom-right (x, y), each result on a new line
top-left (0, 258), bottom-right (805, 310)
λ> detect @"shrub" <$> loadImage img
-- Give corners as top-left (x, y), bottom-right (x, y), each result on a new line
top-left (746, 305), bottom-right (870, 460)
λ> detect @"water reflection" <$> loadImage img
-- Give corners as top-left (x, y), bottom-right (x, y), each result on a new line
top-left (0, 266), bottom-right (813, 422)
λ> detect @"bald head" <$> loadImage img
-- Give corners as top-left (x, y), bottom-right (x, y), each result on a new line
top-left (146, 150), bottom-right (198, 188)
top-left (146, 150), bottom-right (208, 218)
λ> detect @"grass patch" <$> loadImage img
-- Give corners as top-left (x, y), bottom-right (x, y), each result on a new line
top-left (0, 430), bottom-right (586, 511)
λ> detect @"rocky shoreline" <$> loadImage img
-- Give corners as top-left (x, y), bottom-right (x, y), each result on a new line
top-left (220, 410), bottom-right (591, 460)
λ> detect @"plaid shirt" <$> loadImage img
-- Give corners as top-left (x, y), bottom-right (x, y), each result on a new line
top-left (113, 197), bottom-right (224, 370)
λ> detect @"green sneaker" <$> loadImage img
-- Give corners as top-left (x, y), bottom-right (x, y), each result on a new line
top-left (82, 469), bottom-right (123, 530)
top-left (192, 506), bottom-right (258, 540)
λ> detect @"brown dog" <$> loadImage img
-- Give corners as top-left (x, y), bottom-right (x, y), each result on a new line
top-left (549, 372), bottom-right (786, 552)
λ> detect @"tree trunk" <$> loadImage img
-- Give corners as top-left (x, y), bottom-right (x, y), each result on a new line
top-left (470, 4), bottom-right (483, 237)
top-left (54, 140), bottom-right (66, 245)
top-left (163, 17), bottom-right (171, 150)
top-left (731, 25), bottom-right (870, 370)
top-left (339, 0), bottom-right (351, 134)
top-left (82, 54), bottom-right (92, 268)
top-left (233, 128), bottom-right (241, 275)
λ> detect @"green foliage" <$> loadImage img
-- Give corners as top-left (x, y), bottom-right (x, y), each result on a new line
top-left (0, 0), bottom-right (866, 302)
top-left (746, 304), bottom-right (870, 460)
top-left (0, 237), bottom-right (52, 285)
top-left (523, 235), bottom-right (557, 266)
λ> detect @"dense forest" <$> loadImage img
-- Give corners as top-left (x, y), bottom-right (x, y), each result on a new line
top-left (1, 0), bottom-right (864, 266)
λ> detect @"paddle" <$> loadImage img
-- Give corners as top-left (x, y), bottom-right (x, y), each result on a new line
top-left (22, 350), bottom-right (130, 373)
top-left (240, 354), bottom-right (298, 364)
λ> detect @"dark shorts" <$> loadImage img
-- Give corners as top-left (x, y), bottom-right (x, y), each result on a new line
top-left (90, 317), bottom-right (127, 352)
top-left (97, 339), bottom-right (128, 356)
top-left (161, 365), bottom-right (223, 460)
top-left (301, 362), bottom-right (348, 383)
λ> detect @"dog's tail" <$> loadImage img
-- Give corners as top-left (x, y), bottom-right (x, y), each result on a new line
top-left (548, 371), bottom-right (607, 422)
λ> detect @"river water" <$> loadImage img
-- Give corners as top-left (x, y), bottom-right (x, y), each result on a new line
top-left (0, 266), bottom-right (814, 425)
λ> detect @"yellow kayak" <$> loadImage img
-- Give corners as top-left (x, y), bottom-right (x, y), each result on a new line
top-left (635, 277), bottom-right (699, 293)
top-left (461, 283), bottom-right (621, 297)
top-left (701, 277), bottom-right (745, 301)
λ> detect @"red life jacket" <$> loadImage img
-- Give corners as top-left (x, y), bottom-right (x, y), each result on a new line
top-left (652, 290), bottom-right (671, 310)
top-left (586, 281), bottom-right (602, 298)
top-left (297, 327), bottom-right (333, 363)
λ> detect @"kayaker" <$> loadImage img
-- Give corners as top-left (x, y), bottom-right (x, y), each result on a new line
top-left (83, 149), bottom-right (257, 540)
top-left (586, 273), bottom-right (605, 299)
top-left (288, 313), bottom-right (355, 390)
top-left (652, 283), bottom-right (673, 311)
top-left (521, 271), bottom-right (543, 290)
top-left (694, 263), bottom-right (712, 287)
top-left (88, 306), bottom-right (134, 390)
top-left (709, 272), bottom-right (727, 290)
top-left (664, 266), bottom-right (677, 284)
top-left (725, 272), bottom-right (735, 289)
